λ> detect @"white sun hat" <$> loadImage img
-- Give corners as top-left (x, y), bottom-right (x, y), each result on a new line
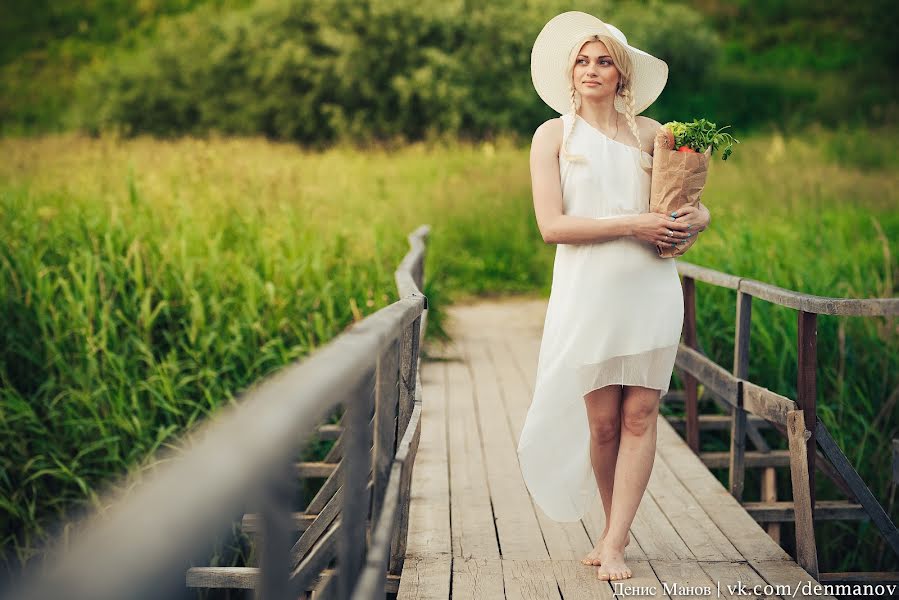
top-left (531, 11), bottom-right (669, 115)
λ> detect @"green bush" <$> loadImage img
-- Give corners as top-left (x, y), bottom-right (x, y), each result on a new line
top-left (73, 0), bottom-right (726, 143)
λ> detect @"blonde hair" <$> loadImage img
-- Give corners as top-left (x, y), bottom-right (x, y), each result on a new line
top-left (561, 34), bottom-right (651, 172)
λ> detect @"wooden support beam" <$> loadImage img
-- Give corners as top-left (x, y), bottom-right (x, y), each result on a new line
top-left (742, 500), bottom-right (868, 522)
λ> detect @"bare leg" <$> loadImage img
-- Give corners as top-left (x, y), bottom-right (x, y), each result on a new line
top-left (597, 385), bottom-right (660, 580)
top-left (581, 385), bottom-right (630, 565)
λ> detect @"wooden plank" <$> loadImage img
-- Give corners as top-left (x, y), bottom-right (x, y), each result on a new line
top-left (649, 559), bottom-right (719, 600)
top-left (446, 349), bottom-right (500, 560)
top-left (627, 482), bottom-right (692, 561)
top-left (462, 337), bottom-right (548, 560)
top-left (556, 558), bottom-right (669, 599)
top-left (667, 414), bottom-right (769, 430)
top-left (742, 381), bottom-right (797, 426)
top-left (647, 447), bottom-right (743, 561)
top-left (700, 450), bottom-right (791, 468)
top-left (243, 512), bottom-right (314, 534)
top-left (698, 561), bottom-right (779, 599)
top-left (742, 500), bottom-right (868, 522)
top-left (738, 277), bottom-right (899, 316)
top-left (451, 557), bottom-right (504, 600)
top-left (400, 360), bottom-right (451, 555)
top-left (496, 334), bottom-right (594, 562)
top-left (749, 559), bottom-right (837, 600)
top-left (186, 566), bottom-right (259, 589)
top-left (787, 410), bottom-right (818, 579)
top-left (674, 344), bottom-right (740, 409)
top-left (501, 559), bottom-right (562, 600)
top-left (655, 417), bottom-right (792, 562)
top-left (290, 487), bottom-right (342, 569)
top-left (396, 554), bottom-right (452, 600)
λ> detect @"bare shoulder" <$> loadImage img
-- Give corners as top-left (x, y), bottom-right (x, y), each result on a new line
top-left (531, 117), bottom-right (563, 156)
top-left (636, 115), bottom-right (663, 155)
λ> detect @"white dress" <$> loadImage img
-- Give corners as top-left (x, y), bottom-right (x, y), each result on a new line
top-left (516, 111), bottom-right (685, 522)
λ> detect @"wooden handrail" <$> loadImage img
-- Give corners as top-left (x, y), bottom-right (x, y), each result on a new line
top-left (6, 225), bottom-right (432, 600)
top-left (673, 257), bottom-right (899, 581)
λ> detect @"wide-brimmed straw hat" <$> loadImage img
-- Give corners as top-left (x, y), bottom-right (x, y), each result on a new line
top-left (531, 11), bottom-right (669, 115)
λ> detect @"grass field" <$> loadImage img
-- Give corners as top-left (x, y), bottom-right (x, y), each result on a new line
top-left (1, 124), bottom-right (897, 574)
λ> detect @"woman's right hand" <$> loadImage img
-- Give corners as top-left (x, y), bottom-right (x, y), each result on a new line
top-left (629, 212), bottom-right (693, 248)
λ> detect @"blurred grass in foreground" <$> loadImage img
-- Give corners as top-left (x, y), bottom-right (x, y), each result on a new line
top-left (0, 124), bottom-right (897, 574)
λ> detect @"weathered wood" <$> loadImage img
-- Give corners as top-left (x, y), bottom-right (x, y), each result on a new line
top-left (741, 381), bottom-right (797, 425)
top-left (338, 367), bottom-right (375, 600)
top-left (682, 275), bottom-right (700, 452)
top-left (786, 410), bottom-right (818, 579)
top-left (372, 337), bottom-right (400, 528)
top-left (655, 416), bottom-right (792, 562)
top-left (749, 559), bottom-right (837, 600)
top-left (258, 459), bottom-right (295, 600)
top-left (389, 392), bottom-right (423, 574)
top-left (306, 460), bottom-right (343, 515)
top-left (500, 559), bottom-right (562, 600)
top-left (648, 444), bottom-right (743, 561)
top-left (797, 310), bottom-right (817, 514)
top-left (290, 487), bottom-right (343, 570)
top-left (187, 567), bottom-right (259, 589)
top-left (451, 557), bottom-right (504, 600)
top-left (675, 261), bottom-right (743, 289)
top-left (667, 414), bottom-right (769, 430)
top-left (730, 290), bottom-right (752, 501)
top-left (700, 450), bottom-right (792, 468)
top-left (463, 338), bottom-right (548, 561)
top-left (317, 424), bottom-right (343, 440)
top-left (818, 571), bottom-right (899, 585)
top-left (743, 500), bottom-right (868, 522)
top-left (289, 519), bottom-right (342, 597)
top-left (675, 344), bottom-right (740, 408)
top-left (399, 366), bottom-right (450, 561)
top-left (496, 335), bottom-right (595, 563)
top-left (243, 512), bottom-right (315, 535)
top-left (650, 559), bottom-right (719, 600)
top-left (761, 465), bottom-right (781, 544)
top-left (738, 276), bottom-right (899, 316)
top-left (295, 461), bottom-right (338, 478)
top-left (445, 356), bottom-right (499, 560)
top-left (815, 420), bottom-right (899, 558)
top-left (698, 561), bottom-right (776, 600)
top-left (352, 460), bottom-right (403, 599)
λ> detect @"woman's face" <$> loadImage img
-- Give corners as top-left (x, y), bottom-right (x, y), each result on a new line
top-left (572, 40), bottom-right (620, 101)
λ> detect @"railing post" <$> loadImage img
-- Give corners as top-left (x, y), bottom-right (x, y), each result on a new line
top-left (338, 366), bottom-right (375, 600)
top-left (797, 310), bottom-right (817, 515)
top-left (682, 275), bottom-right (700, 452)
top-left (257, 458), bottom-right (297, 600)
top-left (730, 290), bottom-right (751, 500)
top-left (787, 410), bottom-right (819, 579)
top-left (389, 313), bottom-right (422, 576)
top-left (372, 337), bottom-right (400, 528)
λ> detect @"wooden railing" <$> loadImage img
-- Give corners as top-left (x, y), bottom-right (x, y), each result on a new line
top-left (671, 259), bottom-right (899, 585)
top-left (5, 225), bottom-right (431, 600)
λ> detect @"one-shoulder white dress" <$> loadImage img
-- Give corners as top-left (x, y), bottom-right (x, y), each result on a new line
top-left (516, 111), bottom-right (685, 522)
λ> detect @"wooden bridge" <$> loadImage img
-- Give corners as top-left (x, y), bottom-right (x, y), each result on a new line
top-left (398, 298), bottom-right (837, 599)
top-left (7, 226), bottom-right (898, 600)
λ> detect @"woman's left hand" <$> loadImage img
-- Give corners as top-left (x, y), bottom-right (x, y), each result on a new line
top-left (668, 203), bottom-right (710, 232)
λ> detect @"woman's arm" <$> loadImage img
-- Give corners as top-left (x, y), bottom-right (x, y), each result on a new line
top-left (530, 119), bottom-right (634, 245)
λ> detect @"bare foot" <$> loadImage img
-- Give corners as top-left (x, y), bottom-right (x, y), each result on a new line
top-left (596, 544), bottom-right (632, 581)
top-left (580, 532), bottom-right (631, 566)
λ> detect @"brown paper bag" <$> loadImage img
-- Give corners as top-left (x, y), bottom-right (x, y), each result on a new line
top-left (650, 129), bottom-right (712, 258)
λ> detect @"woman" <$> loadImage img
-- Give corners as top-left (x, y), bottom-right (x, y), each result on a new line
top-left (516, 12), bottom-right (711, 582)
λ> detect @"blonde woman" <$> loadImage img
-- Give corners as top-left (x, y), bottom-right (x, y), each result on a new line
top-left (516, 12), bottom-right (711, 581)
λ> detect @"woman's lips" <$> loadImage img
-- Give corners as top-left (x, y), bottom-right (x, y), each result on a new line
top-left (584, 82), bottom-right (600, 86)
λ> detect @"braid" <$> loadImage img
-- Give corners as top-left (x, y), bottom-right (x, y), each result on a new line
top-left (621, 86), bottom-right (651, 171)
top-left (561, 83), bottom-right (587, 163)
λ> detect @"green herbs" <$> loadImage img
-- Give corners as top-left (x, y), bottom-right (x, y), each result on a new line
top-left (662, 118), bottom-right (740, 160)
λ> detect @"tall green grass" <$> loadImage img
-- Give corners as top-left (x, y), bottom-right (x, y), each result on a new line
top-left (1, 124), bottom-right (897, 575)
